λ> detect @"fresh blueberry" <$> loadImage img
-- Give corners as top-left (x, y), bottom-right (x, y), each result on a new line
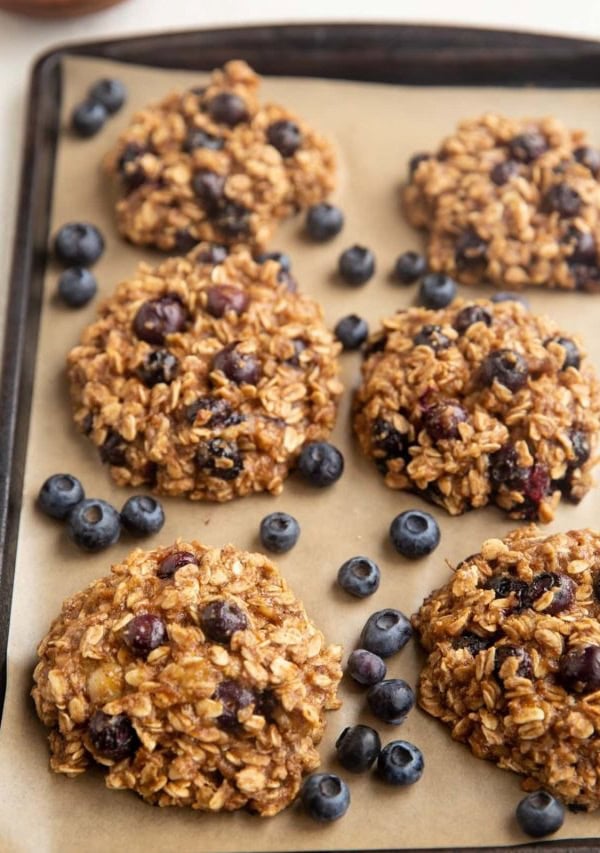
top-left (336, 725), bottom-right (381, 773)
top-left (88, 78), bottom-right (127, 114)
top-left (66, 498), bottom-right (121, 552)
top-left (377, 740), bottom-right (424, 785)
top-left (389, 510), bottom-right (440, 559)
top-left (297, 442), bottom-right (344, 487)
top-left (88, 711), bottom-right (139, 760)
top-left (337, 556), bottom-right (380, 598)
top-left (37, 473), bottom-right (84, 520)
top-left (367, 678), bottom-right (415, 724)
top-left (71, 100), bottom-right (108, 137)
top-left (57, 267), bottom-right (97, 307)
top-left (124, 614), bottom-right (167, 657)
top-left (394, 251), bottom-right (427, 284)
top-left (200, 600), bottom-right (248, 644)
top-left (300, 772), bottom-right (350, 822)
top-left (305, 203), bottom-right (344, 241)
top-left (259, 512), bottom-right (300, 553)
top-left (419, 273), bottom-right (457, 309)
top-left (334, 314), bottom-right (369, 350)
top-left (516, 791), bottom-right (565, 838)
top-left (490, 291), bottom-right (530, 308)
top-left (338, 245), bottom-right (376, 285)
top-left (120, 495), bottom-right (165, 536)
top-left (359, 609), bottom-right (412, 658)
top-left (54, 222), bottom-right (105, 266)
top-left (346, 649), bottom-right (387, 685)
top-left (255, 251), bottom-right (291, 272)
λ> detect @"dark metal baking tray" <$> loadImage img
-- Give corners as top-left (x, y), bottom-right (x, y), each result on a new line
top-left (3, 22), bottom-right (600, 852)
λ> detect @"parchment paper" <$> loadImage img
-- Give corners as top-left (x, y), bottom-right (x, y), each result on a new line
top-left (4, 54), bottom-right (600, 852)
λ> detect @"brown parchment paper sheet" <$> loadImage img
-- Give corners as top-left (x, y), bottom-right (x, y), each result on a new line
top-left (5, 54), bottom-right (600, 853)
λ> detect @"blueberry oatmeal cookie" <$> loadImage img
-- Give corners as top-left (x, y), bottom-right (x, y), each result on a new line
top-left (105, 60), bottom-right (336, 252)
top-left (413, 526), bottom-right (600, 809)
top-left (32, 541), bottom-right (342, 815)
top-left (353, 298), bottom-right (600, 521)
top-left (66, 244), bottom-right (342, 500)
top-left (403, 113), bottom-right (600, 291)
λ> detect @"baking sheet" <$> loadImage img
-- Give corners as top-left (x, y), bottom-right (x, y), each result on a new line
top-left (4, 54), bottom-right (600, 852)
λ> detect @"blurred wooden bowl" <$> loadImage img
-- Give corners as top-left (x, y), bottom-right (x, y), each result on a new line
top-left (0, 0), bottom-right (127, 16)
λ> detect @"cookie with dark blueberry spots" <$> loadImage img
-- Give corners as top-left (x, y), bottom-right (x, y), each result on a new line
top-left (403, 114), bottom-right (600, 291)
top-left (413, 526), bottom-right (600, 810)
top-left (353, 298), bottom-right (600, 521)
top-left (67, 243), bottom-right (342, 501)
top-left (32, 540), bottom-right (342, 815)
top-left (105, 60), bottom-right (336, 252)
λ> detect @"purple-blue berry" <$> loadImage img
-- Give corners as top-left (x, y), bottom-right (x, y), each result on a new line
top-left (338, 245), bottom-right (375, 285)
top-left (359, 609), bottom-right (412, 658)
top-left (337, 556), bottom-right (380, 598)
top-left (419, 273), bottom-right (457, 309)
top-left (37, 473), bottom-right (84, 520)
top-left (259, 512), bottom-right (300, 553)
top-left (301, 772), bottom-right (350, 822)
top-left (88, 78), bottom-right (127, 114)
top-left (346, 649), bottom-right (387, 686)
top-left (367, 678), bottom-right (415, 724)
top-left (297, 441), bottom-right (344, 487)
top-left (66, 498), bottom-right (121, 552)
top-left (394, 251), bottom-right (427, 284)
top-left (57, 267), bottom-right (97, 307)
top-left (71, 100), bottom-right (108, 137)
top-left (336, 725), bottom-right (381, 773)
top-left (377, 740), bottom-right (424, 785)
top-left (516, 791), bottom-right (565, 838)
top-left (54, 222), bottom-right (105, 266)
top-left (120, 495), bottom-right (165, 536)
top-left (334, 314), bottom-right (369, 350)
top-left (305, 203), bottom-right (344, 241)
top-left (389, 510), bottom-right (440, 559)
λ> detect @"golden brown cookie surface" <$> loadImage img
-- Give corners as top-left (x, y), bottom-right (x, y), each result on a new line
top-left (32, 541), bottom-right (343, 816)
top-left (67, 244), bottom-right (342, 501)
top-left (413, 526), bottom-right (600, 810)
top-left (353, 298), bottom-right (600, 521)
top-left (105, 60), bottom-right (336, 252)
top-left (403, 113), bottom-right (600, 291)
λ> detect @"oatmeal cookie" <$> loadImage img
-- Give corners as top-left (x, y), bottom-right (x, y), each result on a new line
top-left (105, 60), bottom-right (336, 252)
top-left (403, 113), bottom-right (600, 291)
top-left (413, 526), bottom-right (600, 810)
top-left (32, 540), bottom-right (343, 816)
top-left (66, 244), bottom-right (342, 500)
top-left (353, 298), bottom-right (600, 521)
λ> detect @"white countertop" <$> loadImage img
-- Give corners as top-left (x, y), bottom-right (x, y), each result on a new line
top-left (2, 0), bottom-right (600, 328)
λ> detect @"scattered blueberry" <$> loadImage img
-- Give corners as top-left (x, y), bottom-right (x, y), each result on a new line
top-left (54, 222), bottom-right (105, 266)
top-left (37, 473), bottom-right (84, 520)
top-left (66, 498), bottom-right (121, 552)
top-left (120, 495), bottom-right (165, 536)
top-left (394, 251), bottom-right (427, 284)
top-left (337, 556), bottom-right (380, 598)
top-left (516, 791), bottom-right (565, 838)
top-left (71, 100), bottom-right (108, 137)
top-left (255, 251), bottom-right (291, 272)
top-left (346, 649), bottom-right (387, 686)
top-left (367, 678), bottom-right (415, 724)
top-left (419, 273), bottom-right (457, 309)
top-left (124, 613), bottom-right (167, 657)
top-left (88, 711), bottom-right (139, 760)
top-left (334, 314), bottom-right (369, 350)
top-left (200, 600), bottom-right (248, 644)
top-left (259, 512), bottom-right (300, 553)
top-left (305, 203), bottom-right (344, 241)
top-left (389, 510), bottom-right (440, 559)
top-left (57, 267), bottom-right (98, 307)
top-left (297, 442), bottom-right (344, 488)
top-left (301, 772), bottom-right (350, 822)
top-left (359, 609), bottom-right (412, 658)
top-left (338, 245), bottom-right (375, 285)
top-left (490, 291), bottom-right (530, 308)
top-left (88, 78), bottom-right (127, 114)
top-left (377, 740), bottom-right (424, 785)
top-left (336, 725), bottom-right (381, 773)
top-left (479, 348), bottom-right (529, 392)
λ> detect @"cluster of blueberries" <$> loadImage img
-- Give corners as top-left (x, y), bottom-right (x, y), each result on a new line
top-left (300, 603), bottom-right (421, 822)
top-left (37, 473), bottom-right (165, 552)
top-left (71, 78), bottom-right (127, 138)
